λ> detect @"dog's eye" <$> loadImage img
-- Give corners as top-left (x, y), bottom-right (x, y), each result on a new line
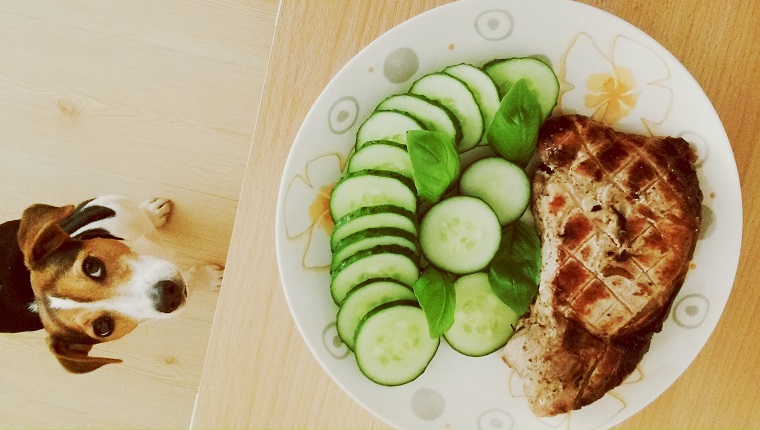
top-left (82, 256), bottom-right (105, 279)
top-left (93, 316), bottom-right (114, 337)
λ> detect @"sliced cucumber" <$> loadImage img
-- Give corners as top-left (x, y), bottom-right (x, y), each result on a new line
top-left (356, 110), bottom-right (424, 148)
top-left (409, 73), bottom-right (484, 152)
top-left (483, 57), bottom-right (559, 121)
top-left (330, 205), bottom-right (418, 250)
top-left (443, 63), bottom-right (500, 142)
top-left (329, 170), bottom-right (417, 222)
top-left (347, 140), bottom-right (412, 179)
top-left (354, 300), bottom-right (440, 386)
top-left (330, 245), bottom-right (420, 304)
top-left (459, 157), bottom-right (530, 225)
top-left (419, 196), bottom-right (501, 275)
top-left (331, 227), bottom-right (419, 271)
top-left (336, 279), bottom-right (417, 351)
top-left (444, 272), bottom-right (519, 357)
top-left (376, 94), bottom-right (462, 145)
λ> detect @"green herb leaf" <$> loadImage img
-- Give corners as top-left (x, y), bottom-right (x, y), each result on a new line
top-left (486, 79), bottom-right (543, 167)
top-left (413, 266), bottom-right (456, 338)
top-left (407, 129), bottom-right (461, 204)
top-left (488, 220), bottom-right (541, 316)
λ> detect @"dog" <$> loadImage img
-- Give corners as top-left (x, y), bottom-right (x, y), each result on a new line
top-left (0, 195), bottom-right (221, 373)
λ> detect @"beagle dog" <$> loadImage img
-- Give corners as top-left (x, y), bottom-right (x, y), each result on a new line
top-left (0, 195), bottom-right (220, 373)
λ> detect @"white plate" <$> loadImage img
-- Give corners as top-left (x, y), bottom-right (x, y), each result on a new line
top-left (275, 1), bottom-right (742, 428)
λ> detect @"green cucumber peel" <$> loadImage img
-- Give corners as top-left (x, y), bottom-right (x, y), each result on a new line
top-left (486, 79), bottom-right (542, 167)
top-left (487, 220), bottom-right (541, 316)
top-left (413, 266), bottom-right (456, 339)
top-left (406, 129), bottom-right (461, 204)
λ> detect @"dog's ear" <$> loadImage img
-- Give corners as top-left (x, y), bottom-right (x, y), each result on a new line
top-left (47, 336), bottom-right (122, 374)
top-left (17, 204), bottom-right (75, 266)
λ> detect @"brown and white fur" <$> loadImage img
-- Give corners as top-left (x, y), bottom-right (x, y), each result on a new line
top-left (0, 195), bottom-right (222, 373)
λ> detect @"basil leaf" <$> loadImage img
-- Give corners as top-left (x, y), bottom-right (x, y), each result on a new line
top-left (413, 266), bottom-right (456, 338)
top-left (486, 79), bottom-right (543, 167)
top-left (511, 221), bottom-right (541, 284)
top-left (407, 129), bottom-right (461, 203)
top-left (488, 220), bottom-right (541, 316)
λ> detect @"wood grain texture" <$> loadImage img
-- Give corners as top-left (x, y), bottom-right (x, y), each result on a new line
top-left (192, 2), bottom-right (451, 428)
top-left (192, 0), bottom-right (760, 429)
top-left (0, 0), bottom-right (277, 427)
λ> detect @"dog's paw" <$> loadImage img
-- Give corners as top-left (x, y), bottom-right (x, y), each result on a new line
top-left (139, 198), bottom-right (172, 228)
top-left (185, 264), bottom-right (224, 292)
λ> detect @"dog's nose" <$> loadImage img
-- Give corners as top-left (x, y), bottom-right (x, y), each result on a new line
top-left (151, 280), bottom-right (187, 313)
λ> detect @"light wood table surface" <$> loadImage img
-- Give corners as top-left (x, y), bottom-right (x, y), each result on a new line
top-left (192, 0), bottom-right (760, 428)
top-left (0, 1), bottom-right (275, 427)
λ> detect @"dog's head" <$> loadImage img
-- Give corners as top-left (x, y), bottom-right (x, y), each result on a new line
top-left (17, 203), bottom-right (187, 373)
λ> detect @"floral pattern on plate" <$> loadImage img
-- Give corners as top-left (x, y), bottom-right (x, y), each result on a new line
top-left (283, 153), bottom-right (343, 269)
top-left (559, 33), bottom-right (672, 135)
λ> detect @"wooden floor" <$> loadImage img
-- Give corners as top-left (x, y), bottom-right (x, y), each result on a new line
top-left (0, 1), bottom-right (277, 427)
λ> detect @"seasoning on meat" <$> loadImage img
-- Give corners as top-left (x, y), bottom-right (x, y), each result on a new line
top-left (502, 114), bottom-right (701, 416)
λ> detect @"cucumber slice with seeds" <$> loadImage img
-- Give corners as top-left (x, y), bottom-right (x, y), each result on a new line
top-left (331, 205), bottom-right (418, 250)
top-left (419, 196), bottom-right (501, 275)
top-left (483, 57), bottom-right (559, 121)
top-left (459, 157), bottom-right (530, 225)
top-left (331, 227), bottom-right (419, 271)
top-left (354, 300), bottom-right (439, 386)
top-left (443, 63), bottom-right (500, 143)
top-left (337, 279), bottom-right (416, 351)
top-left (409, 73), bottom-right (484, 152)
top-left (330, 245), bottom-right (420, 305)
top-left (356, 110), bottom-right (424, 148)
top-left (347, 140), bottom-right (412, 179)
top-left (444, 272), bottom-right (519, 357)
top-left (329, 170), bottom-right (417, 222)
top-left (376, 93), bottom-right (462, 145)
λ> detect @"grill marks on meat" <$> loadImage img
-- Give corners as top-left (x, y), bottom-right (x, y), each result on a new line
top-left (537, 115), bottom-right (701, 336)
top-left (502, 115), bottom-right (701, 416)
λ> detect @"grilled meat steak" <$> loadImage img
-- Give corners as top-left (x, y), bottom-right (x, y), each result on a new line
top-left (502, 114), bottom-right (701, 416)
top-left (534, 114), bottom-right (702, 337)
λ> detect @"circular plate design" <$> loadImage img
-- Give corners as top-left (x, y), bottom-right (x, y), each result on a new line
top-left (275, 1), bottom-right (742, 428)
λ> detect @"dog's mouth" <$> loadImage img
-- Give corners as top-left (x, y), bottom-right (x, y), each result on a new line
top-left (150, 279), bottom-right (187, 314)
